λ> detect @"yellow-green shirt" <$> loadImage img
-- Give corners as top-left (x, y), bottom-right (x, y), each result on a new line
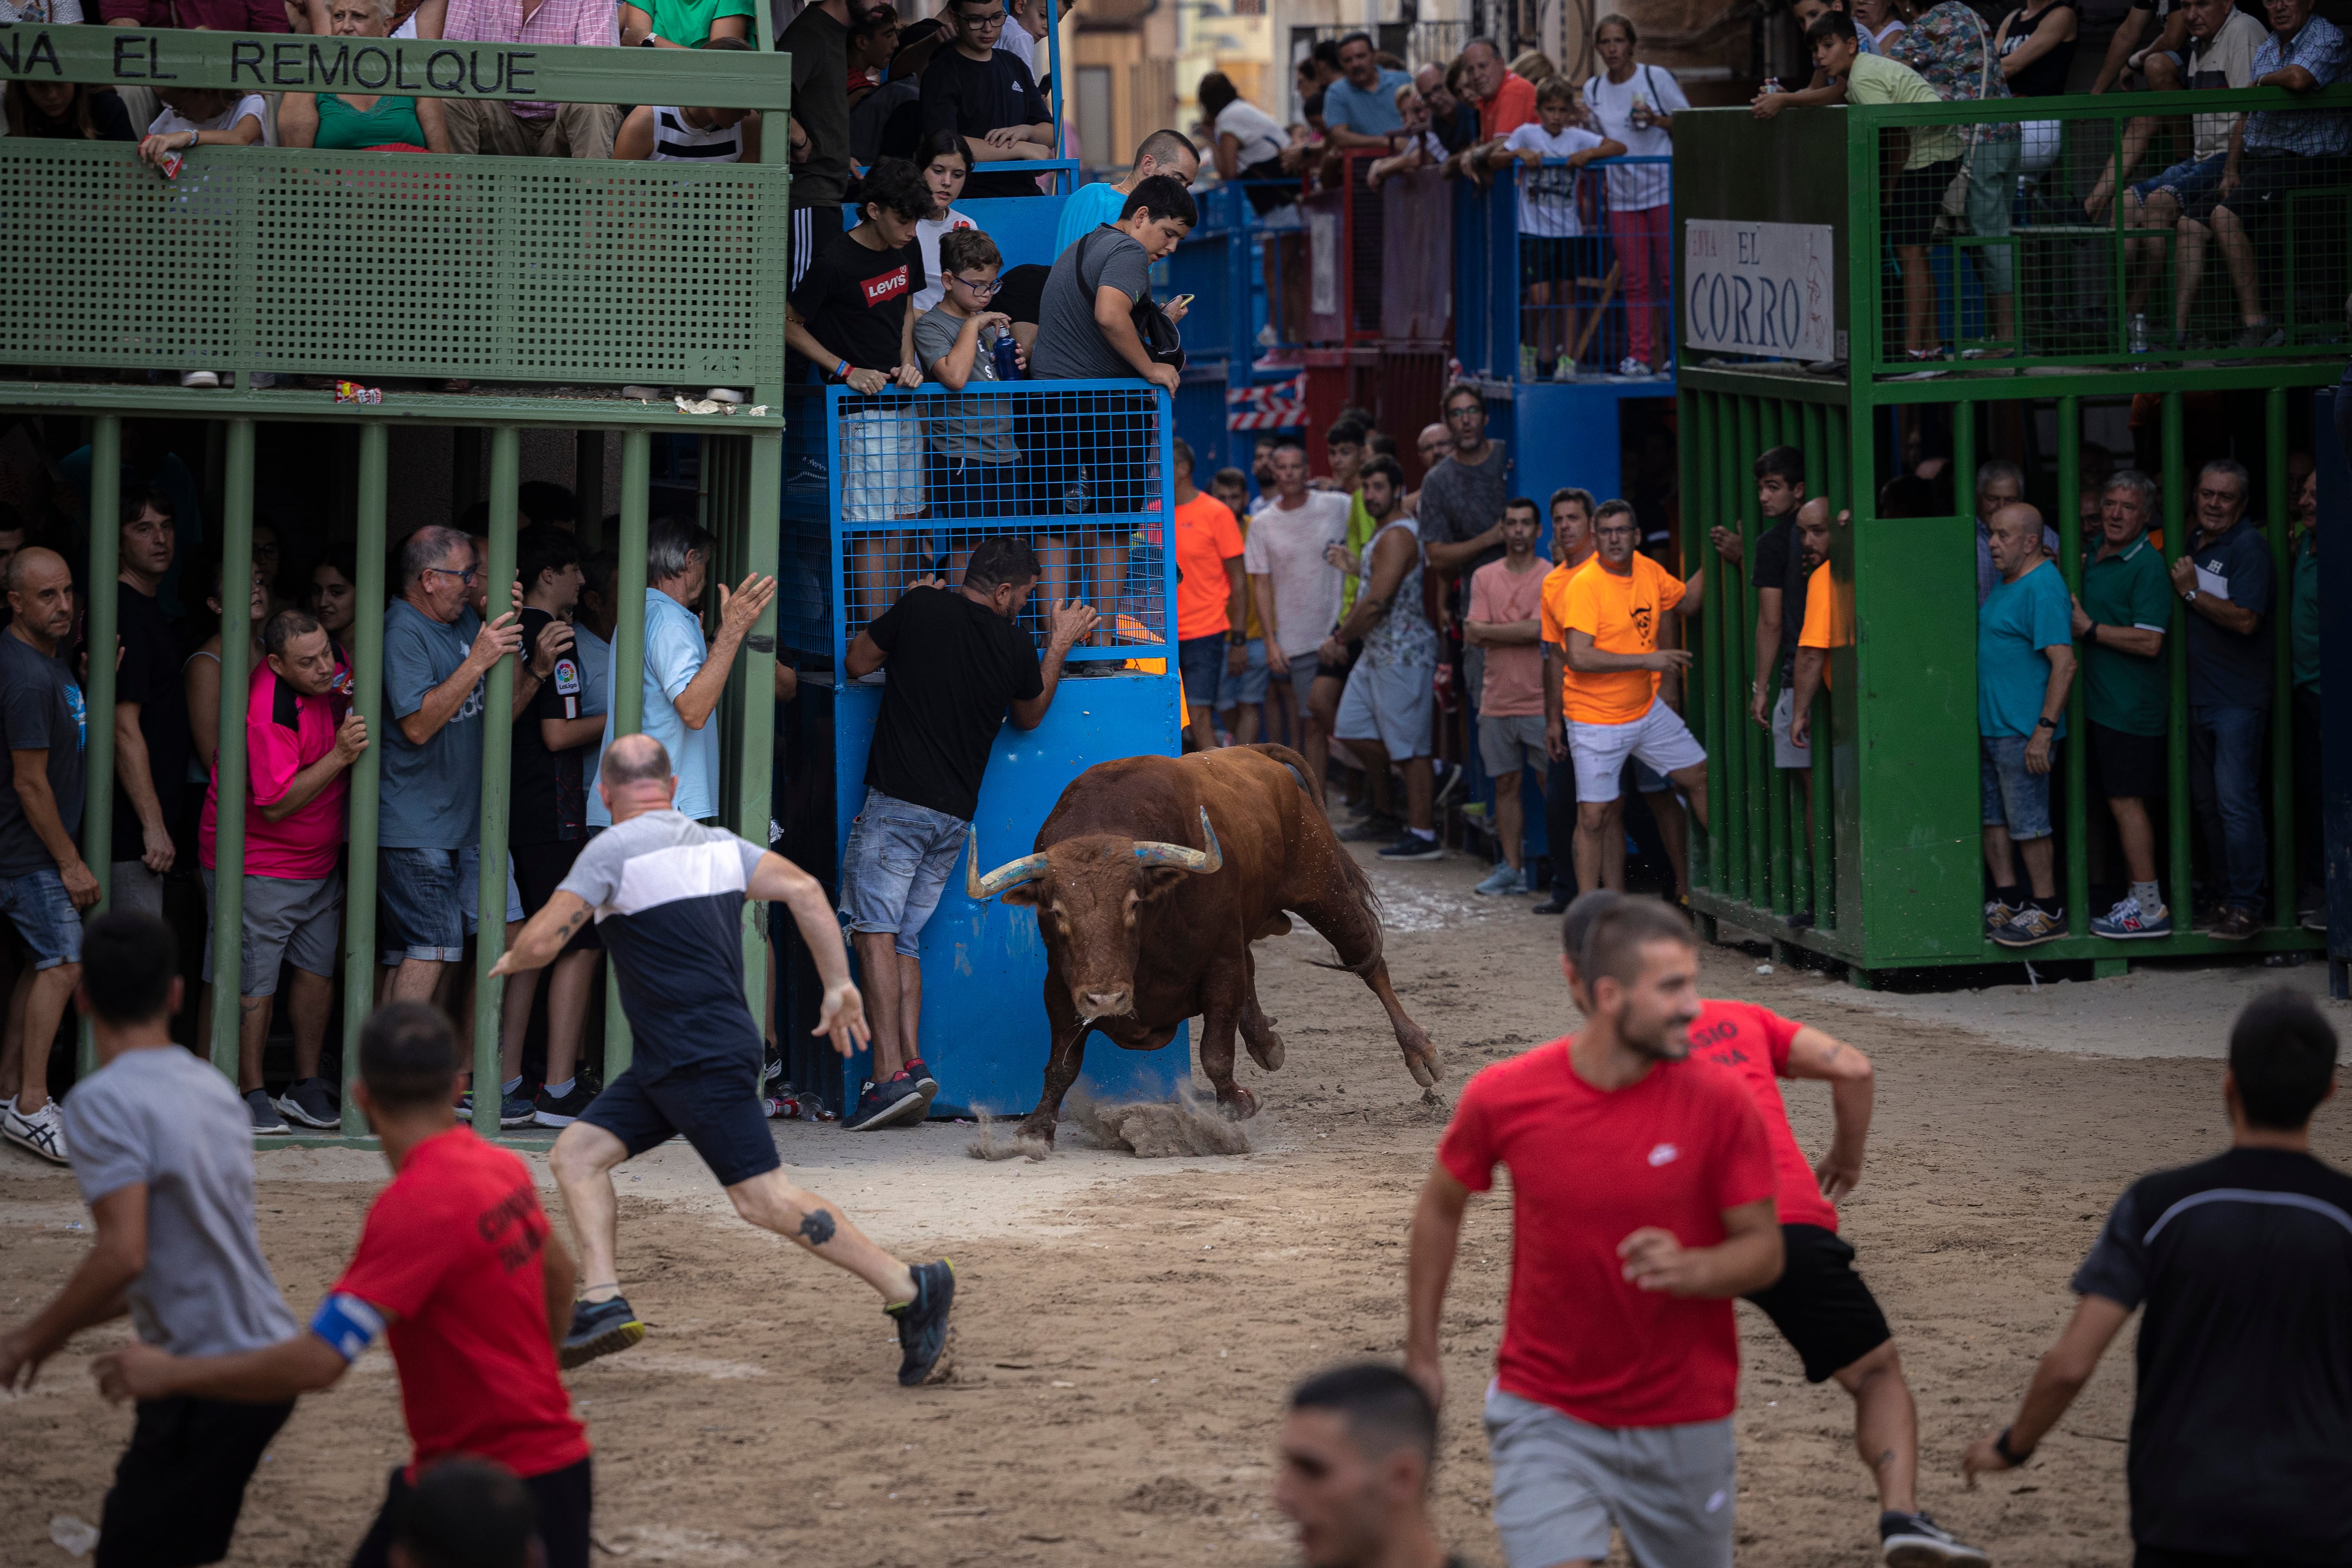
top-left (1341, 490), bottom-right (1376, 612)
top-left (1844, 51), bottom-right (1963, 169)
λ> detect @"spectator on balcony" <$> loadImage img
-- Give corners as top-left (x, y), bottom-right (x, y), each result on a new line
top-left (1487, 77), bottom-right (1624, 382)
top-left (1453, 35), bottom-right (1538, 181)
top-left (846, 4), bottom-right (900, 105)
top-left (1321, 32), bottom-right (1414, 149)
top-left (199, 609), bottom-right (369, 1135)
top-left (1889, 0), bottom-right (2021, 352)
top-left (1809, 13), bottom-right (1962, 368)
top-left (135, 94), bottom-right (271, 371)
top-left (780, 0), bottom-right (858, 289)
top-left (1328, 457), bottom-right (1443, 863)
top-left (1977, 502), bottom-right (2076, 949)
top-left (280, 0), bottom-right (452, 153)
top-left (2203, 0), bottom-right (2347, 351)
top-left (411, 0), bottom-right (619, 158)
top-left (2068, 470), bottom-right (2176, 941)
top-left (902, 130), bottom-right (979, 312)
top-left (1053, 130), bottom-right (1202, 255)
top-left (1857, 0), bottom-right (1913, 54)
top-left (999, 0), bottom-right (1049, 76)
top-left (1208, 466), bottom-right (1270, 746)
top-left (616, 90), bottom-right (763, 163)
top-left (1974, 459), bottom-right (2061, 603)
top-left (3, 79), bottom-right (136, 143)
top-left (1248, 438), bottom-right (1352, 797)
top-left (1418, 61), bottom-right (1481, 155)
top-left (917, 226), bottom-right (1023, 528)
top-left (1755, 0), bottom-right (1863, 116)
top-left (2169, 458), bottom-right (2274, 940)
top-left (1994, 0), bottom-right (2081, 189)
top-left (2081, 0), bottom-right (2199, 215)
top-left (1582, 16), bottom-right (1687, 378)
top-left (1466, 497), bottom-right (1550, 897)
top-left (1200, 72), bottom-right (1299, 217)
top-left (618, 0), bottom-right (749, 48)
top-left (1554, 500), bottom-right (1708, 895)
top-left (922, 0), bottom-right (1055, 199)
top-left (106, 490), bottom-right (189, 924)
top-left (101, 0), bottom-right (284, 29)
top-left (1368, 82), bottom-right (1448, 184)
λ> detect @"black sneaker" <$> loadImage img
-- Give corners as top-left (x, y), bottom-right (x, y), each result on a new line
top-left (456, 1088), bottom-right (539, 1129)
top-left (561, 1294), bottom-right (645, 1369)
top-left (1336, 812), bottom-right (1402, 843)
top-left (2211, 906), bottom-right (2262, 941)
top-left (534, 1082), bottom-right (597, 1128)
top-left (275, 1077), bottom-right (339, 1129)
top-left (902, 1059), bottom-right (940, 1119)
top-left (761, 1044), bottom-right (785, 1091)
top-left (1879, 1510), bottom-right (1989, 1568)
top-left (1430, 759), bottom-right (1466, 807)
top-left (846, 1076), bottom-right (925, 1131)
top-left (245, 1088), bottom-right (290, 1136)
top-left (1377, 830), bottom-right (1445, 862)
top-left (886, 1260), bottom-right (957, 1386)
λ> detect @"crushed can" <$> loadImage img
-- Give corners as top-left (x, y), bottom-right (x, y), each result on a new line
top-left (334, 380), bottom-right (383, 404)
top-left (159, 150), bottom-right (185, 180)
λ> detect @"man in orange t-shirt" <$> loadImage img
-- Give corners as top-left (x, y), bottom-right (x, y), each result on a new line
top-left (1533, 487), bottom-right (1599, 914)
top-left (1550, 499), bottom-right (1708, 895)
top-left (1788, 499), bottom-right (1853, 753)
top-left (1168, 437), bottom-right (1246, 742)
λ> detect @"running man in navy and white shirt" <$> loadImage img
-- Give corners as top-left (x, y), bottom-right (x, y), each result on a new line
top-left (491, 732), bottom-right (958, 1388)
top-left (1963, 988), bottom-right (2352, 1565)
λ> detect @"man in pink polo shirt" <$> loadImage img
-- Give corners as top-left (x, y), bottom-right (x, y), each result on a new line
top-left (410, 0), bottom-right (622, 158)
top-left (201, 608), bottom-right (368, 1136)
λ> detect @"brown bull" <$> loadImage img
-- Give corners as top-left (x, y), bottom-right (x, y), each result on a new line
top-left (965, 744), bottom-right (1440, 1144)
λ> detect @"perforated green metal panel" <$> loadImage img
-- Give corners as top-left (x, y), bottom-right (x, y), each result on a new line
top-left (0, 143), bottom-right (787, 386)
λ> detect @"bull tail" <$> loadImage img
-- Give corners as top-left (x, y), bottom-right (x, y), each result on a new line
top-left (1244, 743), bottom-right (1323, 813)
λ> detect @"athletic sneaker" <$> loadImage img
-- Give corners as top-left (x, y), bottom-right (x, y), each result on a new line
top-left (1472, 863), bottom-right (1525, 896)
top-left (1617, 356), bottom-right (1654, 377)
top-left (1983, 896), bottom-right (2019, 934)
top-left (1, 1100), bottom-right (69, 1164)
top-left (2210, 906), bottom-right (2262, 941)
top-left (1430, 759), bottom-right (1466, 808)
top-left (1990, 905), bottom-right (2064, 948)
top-left (560, 1294), bottom-right (646, 1369)
top-left (1377, 831), bottom-right (1445, 862)
top-left (456, 1089), bottom-right (538, 1129)
top-left (887, 1259), bottom-right (957, 1386)
top-left (533, 1082), bottom-right (597, 1128)
top-left (2090, 895), bottom-right (2171, 940)
top-left (2302, 903), bottom-right (2328, 933)
top-left (846, 1076), bottom-right (925, 1131)
top-left (902, 1059), bottom-right (940, 1119)
top-left (276, 1077), bottom-right (339, 1129)
top-left (1879, 1510), bottom-right (1989, 1568)
top-left (1337, 812), bottom-right (1402, 844)
top-left (760, 1044), bottom-right (786, 1091)
top-left (245, 1088), bottom-right (291, 1135)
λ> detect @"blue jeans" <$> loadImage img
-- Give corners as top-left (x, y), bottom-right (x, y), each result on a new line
top-left (2188, 704), bottom-right (2268, 911)
top-left (837, 787), bottom-right (968, 958)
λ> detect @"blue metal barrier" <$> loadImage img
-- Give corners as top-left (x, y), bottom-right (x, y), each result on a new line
top-left (1454, 155), bottom-right (1677, 381)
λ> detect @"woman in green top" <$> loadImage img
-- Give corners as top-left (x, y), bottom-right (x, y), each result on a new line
top-left (620, 0), bottom-right (755, 49)
top-left (278, 0), bottom-right (451, 153)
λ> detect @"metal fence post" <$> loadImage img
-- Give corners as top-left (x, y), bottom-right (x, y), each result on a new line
top-left (209, 420), bottom-right (255, 1084)
top-left (604, 429), bottom-right (652, 1078)
top-left (78, 416), bottom-right (121, 1082)
top-left (2057, 396), bottom-right (2089, 936)
top-left (2163, 392), bottom-right (2193, 919)
top-left (474, 427), bottom-right (520, 1133)
top-left (2267, 385), bottom-right (2296, 929)
top-left (342, 424), bottom-right (388, 1135)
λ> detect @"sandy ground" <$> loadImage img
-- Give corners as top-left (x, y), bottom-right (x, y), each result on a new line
top-left (5, 847), bottom-right (2349, 1568)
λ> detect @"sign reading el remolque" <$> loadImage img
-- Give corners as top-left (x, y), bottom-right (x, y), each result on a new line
top-left (0, 26), bottom-right (542, 97)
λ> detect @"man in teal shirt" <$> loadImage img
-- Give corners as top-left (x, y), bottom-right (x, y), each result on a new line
top-left (2072, 470), bottom-right (2175, 940)
top-left (1979, 503), bottom-right (2078, 949)
top-left (1050, 129), bottom-right (1200, 255)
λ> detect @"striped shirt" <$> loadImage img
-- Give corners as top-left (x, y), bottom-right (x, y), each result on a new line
top-left (648, 106), bottom-right (746, 161)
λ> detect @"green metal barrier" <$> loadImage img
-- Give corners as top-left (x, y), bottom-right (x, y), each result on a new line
top-left (1677, 100), bottom-right (2329, 979)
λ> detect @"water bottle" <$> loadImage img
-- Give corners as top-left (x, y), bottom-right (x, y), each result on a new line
top-left (990, 328), bottom-right (1022, 382)
top-left (1762, 76), bottom-right (1783, 95)
top-left (2129, 312), bottom-right (2150, 356)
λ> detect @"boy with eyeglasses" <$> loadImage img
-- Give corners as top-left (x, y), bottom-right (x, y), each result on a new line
top-left (915, 227), bottom-right (1023, 539)
top-left (919, 0), bottom-right (1054, 198)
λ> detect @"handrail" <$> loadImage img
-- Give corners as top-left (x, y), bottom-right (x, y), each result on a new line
top-left (0, 20), bottom-right (795, 110)
top-left (1838, 82), bottom-right (2352, 126)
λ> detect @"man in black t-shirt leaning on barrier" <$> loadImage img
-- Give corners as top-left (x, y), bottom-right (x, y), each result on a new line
top-left (837, 536), bottom-right (1096, 1131)
top-left (1962, 988), bottom-right (2351, 1567)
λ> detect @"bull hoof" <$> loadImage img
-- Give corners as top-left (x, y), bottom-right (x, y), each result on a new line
top-left (1399, 1029), bottom-right (1442, 1088)
top-left (1245, 1028), bottom-right (1285, 1072)
top-left (1216, 1086), bottom-right (1260, 1121)
top-left (1015, 1115), bottom-right (1059, 1147)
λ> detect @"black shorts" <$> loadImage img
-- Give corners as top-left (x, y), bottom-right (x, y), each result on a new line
top-left (1885, 159), bottom-right (1961, 249)
top-left (2213, 153), bottom-right (2338, 222)
top-left (1317, 637), bottom-right (1363, 681)
top-left (2133, 1550), bottom-right (2276, 1568)
top-left (511, 839), bottom-right (602, 951)
top-left (1519, 234), bottom-right (1582, 288)
top-left (348, 1455), bottom-right (593, 1568)
top-left (1742, 1223), bottom-right (1893, 1383)
top-left (98, 1395), bottom-right (294, 1568)
top-left (580, 1061), bottom-right (779, 1188)
top-left (2089, 720), bottom-right (2167, 802)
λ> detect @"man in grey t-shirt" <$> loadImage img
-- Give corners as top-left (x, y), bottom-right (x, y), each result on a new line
top-left (0, 913), bottom-right (299, 1567)
top-left (1416, 383), bottom-right (1513, 708)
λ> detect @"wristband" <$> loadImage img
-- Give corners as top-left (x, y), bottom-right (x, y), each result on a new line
top-left (310, 1291), bottom-right (386, 1363)
top-left (834, 359), bottom-right (851, 381)
top-left (1993, 1425), bottom-right (2033, 1465)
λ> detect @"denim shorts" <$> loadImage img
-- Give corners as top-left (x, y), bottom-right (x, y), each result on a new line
top-left (0, 867), bottom-right (80, 969)
top-left (1980, 734), bottom-right (2053, 839)
top-left (2132, 150), bottom-right (2227, 210)
top-left (378, 847), bottom-right (468, 965)
top-left (1217, 636), bottom-right (1269, 707)
top-left (837, 787), bottom-right (968, 958)
top-left (1177, 634), bottom-right (1226, 710)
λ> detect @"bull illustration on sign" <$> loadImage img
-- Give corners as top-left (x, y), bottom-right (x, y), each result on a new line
top-left (964, 744), bottom-right (1441, 1145)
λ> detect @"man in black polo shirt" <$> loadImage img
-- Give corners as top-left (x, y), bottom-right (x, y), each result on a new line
top-left (1963, 988), bottom-right (2350, 1566)
top-left (919, 0), bottom-right (1054, 198)
top-left (2166, 458), bottom-right (2273, 941)
top-left (835, 538), bottom-right (1094, 1130)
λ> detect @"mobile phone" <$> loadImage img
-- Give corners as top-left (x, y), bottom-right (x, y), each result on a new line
top-left (1169, 293), bottom-right (1195, 309)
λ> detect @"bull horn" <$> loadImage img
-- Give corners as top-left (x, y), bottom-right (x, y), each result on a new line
top-left (1131, 808), bottom-right (1223, 875)
top-left (966, 828), bottom-right (1049, 900)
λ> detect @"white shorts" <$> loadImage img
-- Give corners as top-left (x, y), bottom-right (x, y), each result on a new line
top-left (1334, 658), bottom-right (1434, 760)
top-left (839, 406), bottom-right (925, 523)
top-left (1569, 702), bottom-right (1706, 804)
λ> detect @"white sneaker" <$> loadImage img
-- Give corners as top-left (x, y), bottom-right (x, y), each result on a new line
top-left (180, 370), bottom-right (221, 388)
top-left (1616, 356), bottom-right (1654, 377)
top-left (3, 1101), bottom-right (70, 1164)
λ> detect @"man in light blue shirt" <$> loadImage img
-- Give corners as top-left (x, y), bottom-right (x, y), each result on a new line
top-left (1320, 32), bottom-right (1413, 146)
top-left (588, 519), bottom-right (775, 827)
top-left (1050, 127), bottom-right (1201, 256)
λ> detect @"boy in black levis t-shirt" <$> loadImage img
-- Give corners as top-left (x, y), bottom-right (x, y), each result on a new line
top-left (787, 155), bottom-right (933, 615)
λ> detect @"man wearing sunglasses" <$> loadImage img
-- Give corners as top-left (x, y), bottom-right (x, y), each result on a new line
top-left (380, 525), bottom-right (549, 1021)
top-left (919, 0), bottom-right (1055, 198)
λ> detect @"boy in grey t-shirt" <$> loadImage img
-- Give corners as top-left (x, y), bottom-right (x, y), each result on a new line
top-left (915, 226), bottom-right (1021, 527)
top-left (0, 913), bottom-right (299, 1568)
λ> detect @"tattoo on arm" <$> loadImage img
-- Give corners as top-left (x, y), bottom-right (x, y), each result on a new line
top-left (797, 1209), bottom-right (837, 1247)
top-left (556, 910), bottom-right (586, 937)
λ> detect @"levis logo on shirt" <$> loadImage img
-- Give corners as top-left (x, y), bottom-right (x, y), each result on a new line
top-left (861, 265), bottom-right (910, 306)
top-left (1647, 1142), bottom-right (1680, 1167)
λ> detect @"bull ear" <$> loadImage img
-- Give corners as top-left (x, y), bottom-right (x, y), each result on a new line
top-left (1136, 863), bottom-right (1192, 898)
top-left (1001, 882), bottom-right (1044, 908)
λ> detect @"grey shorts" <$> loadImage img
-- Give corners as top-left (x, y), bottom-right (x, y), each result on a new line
top-left (1484, 1386), bottom-right (1735, 1568)
top-left (1771, 685), bottom-right (1810, 770)
top-left (837, 786), bottom-right (967, 958)
top-left (1335, 657), bottom-right (1434, 759)
top-left (1479, 713), bottom-right (1550, 777)
top-left (201, 867), bottom-right (342, 996)
top-left (1278, 649), bottom-right (1324, 718)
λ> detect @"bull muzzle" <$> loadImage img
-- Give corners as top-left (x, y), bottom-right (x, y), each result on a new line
top-left (965, 808), bottom-right (1224, 899)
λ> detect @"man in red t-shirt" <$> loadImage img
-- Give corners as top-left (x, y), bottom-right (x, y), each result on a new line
top-left (1560, 894), bottom-right (1989, 1568)
top-left (1406, 895), bottom-right (1781, 1568)
top-left (96, 1003), bottom-right (596, 1568)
